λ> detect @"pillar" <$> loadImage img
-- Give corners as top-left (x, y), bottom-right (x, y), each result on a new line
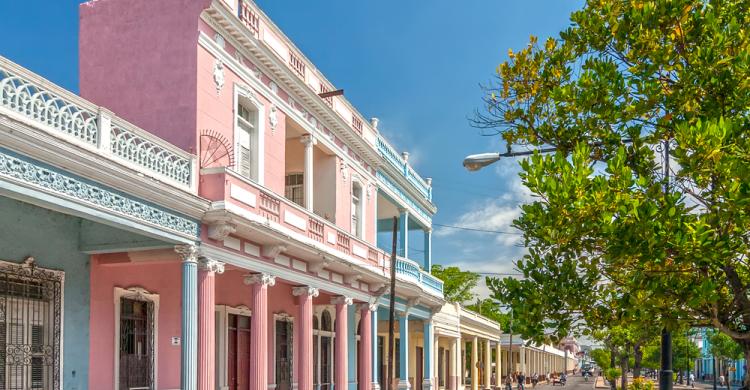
top-left (495, 343), bottom-right (501, 387)
top-left (519, 347), bottom-right (525, 375)
top-left (472, 337), bottom-right (479, 390)
top-left (450, 338), bottom-right (460, 390)
top-left (197, 258), bottom-right (224, 390)
top-left (484, 340), bottom-right (491, 390)
top-left (398, 312), bottom-right (411, 390)
top-left (398, 209), bottom-right (409, 258)
top-left (372, 308), bottom-right (381, 390)
top-left (360, 304), bottom-right (374, 390)
top-left (334, 296), bottom-right (353, 390)
top-left (423, 321), bottom-right (434, 390)
top-left (294, 287), bottom-right (319, 390)
top-left (423, 229), bottom-right (432, 271)
top-left (176, 245), bottom-right (198, 390)
top-left (301, 134), bottom-right (316, 211)
top-left (245, 273), bottom-right (276, 390)
top-left (349, 306), bottom-right (358, 390)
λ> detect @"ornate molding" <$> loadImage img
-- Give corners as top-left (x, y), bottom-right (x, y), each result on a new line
top-left (198, 257), bottom-right (225, 274)
top-left (213, 59), bottom-right (225, 94)
top-left (331, 296), bottom-right (353, 306)
top-left (292, 286), bottom-right (320, 298)
top-left (261, 244), bottom-right (287, 259)
top-left (340, 161), bottom-right (348, 182)
top-left (244, 273), bottom-right (276, 287)
top-left (308, 258), bottom-right (330, 273)
top-left (300, 134), bottom-right (317, 147)
top-left (207, 221), bottom-right (236, 241)
top-left (357, 302), bottom-right (378, 312)
top-left (175, 245), bottom-right (199, 263)
top-left (0, 149), bottom-right (198, 237)
top-left (343, 273), bottom-right (362, 284)
top-left (269, 105), bottom-right (278, 134)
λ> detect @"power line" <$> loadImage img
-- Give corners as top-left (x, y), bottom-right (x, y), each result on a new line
top-left (433, 223), bottom-right (522, 235)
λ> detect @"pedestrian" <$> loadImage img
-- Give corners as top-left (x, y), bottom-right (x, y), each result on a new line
top-left (518, 372), bottom-right (526, 390)
top-left (506, 374), bottom-right (513, 390)
top-left (689, 373), bottom-right (695, 388)
top-left (720, 374), bottom-right (725, 386)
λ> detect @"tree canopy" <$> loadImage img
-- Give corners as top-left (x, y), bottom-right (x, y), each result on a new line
top-left (477, 0), bottom-right (750, 387)
top-left (431, 264), bottom-right (480, 304)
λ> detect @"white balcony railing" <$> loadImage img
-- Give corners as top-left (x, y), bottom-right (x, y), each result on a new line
top-left (0, 56), bottom-right (195, 190)
top-left (395, 256), bottom-right (443, 296)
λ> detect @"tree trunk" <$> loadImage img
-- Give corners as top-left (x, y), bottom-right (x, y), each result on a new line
top-left (620, 346), bottom-right (629, 390)
top-left (610, 347), bottom-right (618, 390)
top-left (633, 343), bottom-right (643, 379)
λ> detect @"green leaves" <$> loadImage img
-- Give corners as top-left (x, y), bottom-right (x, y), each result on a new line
top-left (430, 265), bottom-right (481, 305)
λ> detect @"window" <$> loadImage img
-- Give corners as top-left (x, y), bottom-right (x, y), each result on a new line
top-left (351, 182), bottom-right (363, 238)
top-left (0, 261), bottom-right (62, 390)
top-left (236, 100), bottom-right (259, 181)
top-left (285, 173), bottom-right (304, 207)
top-left (315, 310), bottom-right (334, 390)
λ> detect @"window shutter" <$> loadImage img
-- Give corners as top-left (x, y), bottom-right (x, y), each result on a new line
top-left (239, 146), bottom-right (252, 178)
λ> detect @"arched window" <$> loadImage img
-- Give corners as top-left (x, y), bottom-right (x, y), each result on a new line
top-left (321, 310), bottom-right (332, 332)
top-left (234, 85), bottom-right (265, 183)
top-left (313, 315), bottom-right (319, 330)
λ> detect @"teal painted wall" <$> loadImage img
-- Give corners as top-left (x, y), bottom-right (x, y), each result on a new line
top-left (0, 196), bottom-right (90, 390)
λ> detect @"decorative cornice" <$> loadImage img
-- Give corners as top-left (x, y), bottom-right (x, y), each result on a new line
top-left (261, 243), bottom-right (287, 259)
top-left (198, 257), bottom-right (225, 273)
top-left (300, 134), bottom-right (316, 147)
top-left (357, 302), bottom-right (378, 312)
top-left (292, 286), bottom-right (320, 298)
top-left (308, 258), bottom-right (330, 273)
top-left (244, 272), bottom-right (276, 287)
top-left (343, 273), bottom-right (362, 284)
top-left (207, 221), bottom-right (236, 241)
top-left (331, 296), bottom-right (353, 306)
top-left (0, 148), bottom-right (199, 238)
top-left (175, 245), bottom-right (199, 263)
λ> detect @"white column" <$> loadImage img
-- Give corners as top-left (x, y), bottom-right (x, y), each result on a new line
top-left (301, 134), bottom-right (316, 211)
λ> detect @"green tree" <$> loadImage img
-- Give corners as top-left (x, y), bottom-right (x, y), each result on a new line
top-left (590, 348), bottom-right (612, 370)
top-left (431, 265), bottom-right (480, 305)
top-left (708, 330), bottom-right (744, 390)
top-left (476, 0), bottom-right (750, 388)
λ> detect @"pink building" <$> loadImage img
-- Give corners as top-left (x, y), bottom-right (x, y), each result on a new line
top-left (77, 1), bottom-right (444, 390)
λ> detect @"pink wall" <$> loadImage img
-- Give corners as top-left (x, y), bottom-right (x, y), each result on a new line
top-left (89, 255), bottom-right (183, 390)
top-left (79, 0), bottom-right (211, 153)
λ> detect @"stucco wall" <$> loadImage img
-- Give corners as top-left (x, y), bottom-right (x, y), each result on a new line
top-left (0, 197), bottom-right (90, 390)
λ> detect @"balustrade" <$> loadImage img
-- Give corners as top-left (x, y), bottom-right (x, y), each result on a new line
top-left (259, 191), bottom-right (280, 222)
top-left (336, 231), bottom-right (350, 255)
top-left (289, 52), bottom-right (305, 79)
top-left (0, 57), bottom-right (195, 190)
top-left (308, 216), bottom-right (325, 243)
top-left (239, 0), bottom-right (260, 37)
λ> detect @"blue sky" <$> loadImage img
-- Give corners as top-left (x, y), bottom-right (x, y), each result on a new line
top-left (0, 0), bottom-right (583, 296)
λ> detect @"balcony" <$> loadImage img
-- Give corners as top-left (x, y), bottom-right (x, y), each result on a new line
top-left (395, 256), bottom-right (444, 297)
top-left (0, 56), bottom-right (195, 191)
top-left (201, 167), bottom-right (385, 267)
top-left (376, 135), bottom-right (432, 202)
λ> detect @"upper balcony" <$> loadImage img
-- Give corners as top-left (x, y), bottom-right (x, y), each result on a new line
top-left (0, 56), bottom-right (196, 191)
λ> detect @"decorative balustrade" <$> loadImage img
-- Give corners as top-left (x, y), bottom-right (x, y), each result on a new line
top-left (258, 191), bottom-right (280, 222)
top-left (308, 216), bottom-right (325, 243)
top-left (336, 231), bottom-right (351, 255)
top-left (351, 115), bottom-right (363, 135)
top-left (0, 57), bottom-right (195, 190)
top-left (289, 52), bottom-right (306, 79)
top-left (394, 257), bottom-right (444, 296)
top-left (319, 83), bottom-right (333, 107)
top-left (238, 0), bottom-right (260, 37)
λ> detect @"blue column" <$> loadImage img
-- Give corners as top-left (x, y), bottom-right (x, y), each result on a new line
top-left (398, 210), bottom-right (409, 258)
top-left (423, 229), bottom-right (432, 272)
top-left (423, 321), bottom-right (434, 390)
top-left (349, 308), bottom-right (358, 390)
top-left (398, 312), bottom-right (410, 390)
top-left (177, 245), bottom-right (198, 390)
top-left (373, 308), bottom-right (380, 390)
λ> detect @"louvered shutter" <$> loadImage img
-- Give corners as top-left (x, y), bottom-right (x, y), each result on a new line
top-left (239, 146), bottom-right (252, 178)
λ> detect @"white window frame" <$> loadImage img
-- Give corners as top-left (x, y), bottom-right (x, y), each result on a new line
top-left (284, 172), bottom-right (305, 207)
top-left (233, 84), bottom-right (265, 185)
top-left (351, 177), bottom-right (365, 239)
top-left (215, 304), bottom-right (252, 390)
top-left (272, 312), bottom-right (295, 390)
top-left (313, 307), bottom-right (336, 390)
top-left (113, 286), bottom-right (160, 390)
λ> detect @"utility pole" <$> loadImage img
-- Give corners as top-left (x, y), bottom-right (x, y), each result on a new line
top-left (386, 217), bottom-right (398, 390)
top-left (659, 140), bottom-right (674, 390)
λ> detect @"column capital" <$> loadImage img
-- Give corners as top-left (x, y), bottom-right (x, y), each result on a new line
top-left (331, 296), bottom-right (353, 305)
top-left (198, 257), bottom-right (225, 273)
top-left (300, 134), bottom-right (317, 146)
top-left (357, 302), bottom-right (378, 312)
top-left (292, 286), bottom-right (320, 298)
top-left (244, 273), bottom-right (276, 287)
top-left (175, 244), bottom-right (200, 263)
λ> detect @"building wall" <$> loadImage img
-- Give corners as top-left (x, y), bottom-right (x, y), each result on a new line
top-left (79, 0), bottom-right (210, 152)
top-left (89, 257), bottom-right (183, 389)
top-left (0, 197), bottom-right (90, 390)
